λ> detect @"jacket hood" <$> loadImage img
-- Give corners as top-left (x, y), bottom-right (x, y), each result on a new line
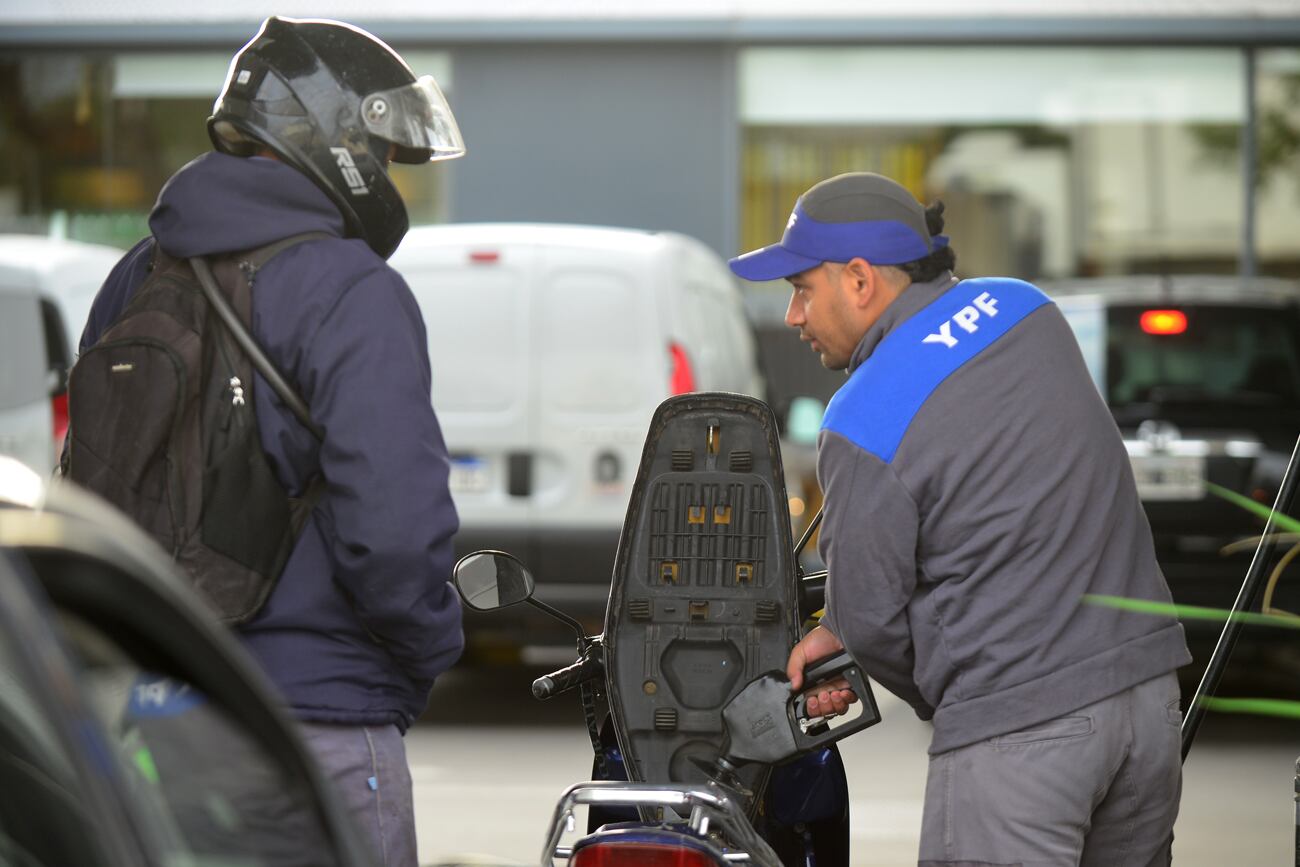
top-left (149, 151), bottom-right (346, 258)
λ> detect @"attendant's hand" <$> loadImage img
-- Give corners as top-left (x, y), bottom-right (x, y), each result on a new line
top-left (785, 624), bottom-right (858, 718)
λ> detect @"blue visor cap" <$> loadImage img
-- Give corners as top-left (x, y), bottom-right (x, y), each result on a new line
top-left (728, 201), bottom-right (949, 282)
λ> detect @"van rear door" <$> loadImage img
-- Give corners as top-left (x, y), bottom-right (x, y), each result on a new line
top-left (392, 240), bottom-right (538, 560)
top-left (0, 286), bottom-right (56, 474)
top-left (529, 244), bottom-right (664, 587)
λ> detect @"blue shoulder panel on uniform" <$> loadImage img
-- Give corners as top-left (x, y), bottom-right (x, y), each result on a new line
top-left (822, 277), bottom-right (1051, 463)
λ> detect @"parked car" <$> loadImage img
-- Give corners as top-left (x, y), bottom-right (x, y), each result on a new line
top-left (0, 456), bottom-right (380, 867)
top-left (1046, 275), bottom-right (1300, 626)
top-left (0, 235), bottom-right (122, 473)
top-left (390, 223), bottom-right (765, 654)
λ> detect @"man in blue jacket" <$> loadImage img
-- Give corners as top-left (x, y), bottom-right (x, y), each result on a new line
top-left (731, 173), bottom-right (1191, 866)
top-left (75, 18), bottom-right (464, 866)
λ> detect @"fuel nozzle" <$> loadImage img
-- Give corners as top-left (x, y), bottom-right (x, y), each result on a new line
top-left (709, 651), bottom-right (882, 775)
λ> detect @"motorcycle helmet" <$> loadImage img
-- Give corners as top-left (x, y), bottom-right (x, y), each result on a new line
top-left (208, 16), bottom-right (465, 259)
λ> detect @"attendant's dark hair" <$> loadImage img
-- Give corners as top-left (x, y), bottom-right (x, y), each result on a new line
top-left (890, 201), bottom-right (957, 284)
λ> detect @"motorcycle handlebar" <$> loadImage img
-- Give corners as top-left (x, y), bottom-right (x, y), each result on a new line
top-left (532, 653), bottom-right (603, 700)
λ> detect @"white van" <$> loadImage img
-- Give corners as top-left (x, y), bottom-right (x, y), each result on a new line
top-left (390, 223), bottom-right (765, 639)
top-left (0, 236), bottom-right (123, 475)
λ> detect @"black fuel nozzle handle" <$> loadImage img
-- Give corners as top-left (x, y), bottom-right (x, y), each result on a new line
top-left (789, 651), bottom-right (880, 753)
top-left (716, 651), bottom-right (881, 770)
top-left (800, 649), bottom-right (855, 687)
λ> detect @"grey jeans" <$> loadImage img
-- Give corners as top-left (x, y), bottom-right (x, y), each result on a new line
top-left (298, 722), bottom-right (418, 867)
top-left (918, 672), bottom-right (1183, 867)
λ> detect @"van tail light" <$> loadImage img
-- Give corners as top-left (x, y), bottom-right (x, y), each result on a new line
top-left (572, 842), bottom-right (713, 867)
top-left (1140, 309), bottom-right (1187, 335)
top-left (669, 343), bottom-right (696, 395)
top-left (468, 251), bottom-right (499, 264)
top-left (51, 391), bottom-right (69, 453)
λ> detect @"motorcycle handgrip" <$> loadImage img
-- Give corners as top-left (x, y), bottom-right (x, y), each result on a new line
top-left (532, 653), bottom-right (603, 700)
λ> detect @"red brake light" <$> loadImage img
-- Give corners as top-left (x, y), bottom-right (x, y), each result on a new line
top-left (572, 842), bottom-right (714, 867)
top-left (1140, 309), bottom-right (1187, 335)
top-left (468, 251), bottom-right (499, 264)
top-left (51, 392), bottom-right (69, 453)
top-left (669, 343), bottom-right (696, 395)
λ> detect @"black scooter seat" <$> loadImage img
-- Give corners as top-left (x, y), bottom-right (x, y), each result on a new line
top-left (602, 394), bottom-right (801, 811)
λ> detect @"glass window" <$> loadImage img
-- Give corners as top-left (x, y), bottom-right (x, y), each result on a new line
top-left (1105, 304), bottom-right (1300, 411)
top-left (0, 604), bottom-right (97, 867)
top-left (403, 259), bottom-right (529, 413)
top-left (0, 49), bottom-right (453, 249)
top-left (740, 47), bottom-right (1246, 284)
top-left (1252, 49), bottom-right (1300, 277)
top-left (538, 269), bottom-right (648, 413)
top-left (58, 610), bottom-right (344, 867)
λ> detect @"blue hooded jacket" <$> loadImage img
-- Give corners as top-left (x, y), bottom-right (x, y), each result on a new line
top-left (82, 152), bottom-right (464, 731)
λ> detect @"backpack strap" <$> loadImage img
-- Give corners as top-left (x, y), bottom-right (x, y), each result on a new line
top-left (189, 232), bottom-right (331, 442)
top-left (239, 231), bottom-right (334, 277)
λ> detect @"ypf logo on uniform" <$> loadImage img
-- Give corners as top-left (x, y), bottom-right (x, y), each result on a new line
top-left (330, 147), bottom-right (370, 196)
top-left (922, 292), bottom-right (1000, 349)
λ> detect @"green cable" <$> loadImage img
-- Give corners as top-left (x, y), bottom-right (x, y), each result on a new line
top-left (1196, 696), bottom-right (1300, 720)
top-left (1082, 594), bottom-right (1300, 630)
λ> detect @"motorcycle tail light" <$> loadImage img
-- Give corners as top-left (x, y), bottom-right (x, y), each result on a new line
top-left (1140, 309), bottom-right (1187, 335)
top-left (572, 841), bottom-right (714, 867)
top-left (669, 342), bottom-right (696, 395)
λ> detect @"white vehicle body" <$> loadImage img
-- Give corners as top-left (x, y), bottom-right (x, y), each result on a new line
top-left (0, 236), bottom-right (122, 476)
top-left (390, 223), bottom-right (764, 628)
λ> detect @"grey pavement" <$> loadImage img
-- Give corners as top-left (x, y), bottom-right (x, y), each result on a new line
top-left (408, 664), bottom-right (1297, 866)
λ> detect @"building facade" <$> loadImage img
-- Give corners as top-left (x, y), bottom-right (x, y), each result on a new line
top-left (3, 2), bottom-right (1299, 323)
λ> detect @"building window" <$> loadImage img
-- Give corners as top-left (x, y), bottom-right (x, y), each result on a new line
top-left (1252, 49), bottom-right (1300, 277)
top-left (0, 49), bottom-right (452, 249)
top-left (739, 46), bottom-right (1247, 283)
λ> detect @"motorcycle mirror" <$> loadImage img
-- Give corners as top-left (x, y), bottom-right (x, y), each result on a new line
top-left (452, 550), bottom-right (536, 611)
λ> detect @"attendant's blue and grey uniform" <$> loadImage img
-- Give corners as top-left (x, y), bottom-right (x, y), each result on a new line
top-left (817, 272), bottom-right (1192, 866)
top-left (84, 152), bottom-right (464, 865)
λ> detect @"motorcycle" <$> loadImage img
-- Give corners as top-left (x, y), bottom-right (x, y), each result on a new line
top-left (451, 393), bottom-right (882, 867)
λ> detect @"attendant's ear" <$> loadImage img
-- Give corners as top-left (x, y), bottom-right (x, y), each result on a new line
top-left (841, 258), bottom-right (877, 310)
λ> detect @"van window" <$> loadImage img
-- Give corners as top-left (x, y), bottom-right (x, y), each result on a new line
top-left (1106, 304), bottom-right (1300, 413)
top-left (407, 267), bottom-right (527, 413)
top-left (0, 294), bottom-right (46, 410)
top-left (537, 269), bottom-right (647, 413)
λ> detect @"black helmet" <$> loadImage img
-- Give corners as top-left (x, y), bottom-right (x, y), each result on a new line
top-left (208, 17), bottom-right (465, 259)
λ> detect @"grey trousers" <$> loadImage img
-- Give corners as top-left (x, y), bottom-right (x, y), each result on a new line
top-left (299, 722), bottom-right (419, 867)
top-left (918, 672), bottom-right (1183, 867)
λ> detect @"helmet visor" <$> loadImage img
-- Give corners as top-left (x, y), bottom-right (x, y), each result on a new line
top-left (362, 75), bottom-right (465, 162)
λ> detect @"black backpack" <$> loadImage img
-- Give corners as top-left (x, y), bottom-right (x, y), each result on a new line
top-left (64, 234), bottom-right (328, 624)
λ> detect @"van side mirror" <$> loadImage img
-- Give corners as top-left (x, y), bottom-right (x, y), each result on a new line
top-left (785, 396), bottom-right (826, 447)
top-left (452, 550), bottom-right (536, 611)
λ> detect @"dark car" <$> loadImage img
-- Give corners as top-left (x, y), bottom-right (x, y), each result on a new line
top-left (1045, 276), bottom-right (1300, 629)
top-left (0, 458), bottom-right (380, 867)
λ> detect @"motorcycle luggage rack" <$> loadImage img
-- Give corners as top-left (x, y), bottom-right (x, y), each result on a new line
top-left (543, 781), bottom-right (783, 867)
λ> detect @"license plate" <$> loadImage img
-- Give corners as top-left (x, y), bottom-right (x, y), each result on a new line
top-left (449, 456), bottom-right (489, 494)
top-left (1130, 454), bottom-right (1205, 501)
